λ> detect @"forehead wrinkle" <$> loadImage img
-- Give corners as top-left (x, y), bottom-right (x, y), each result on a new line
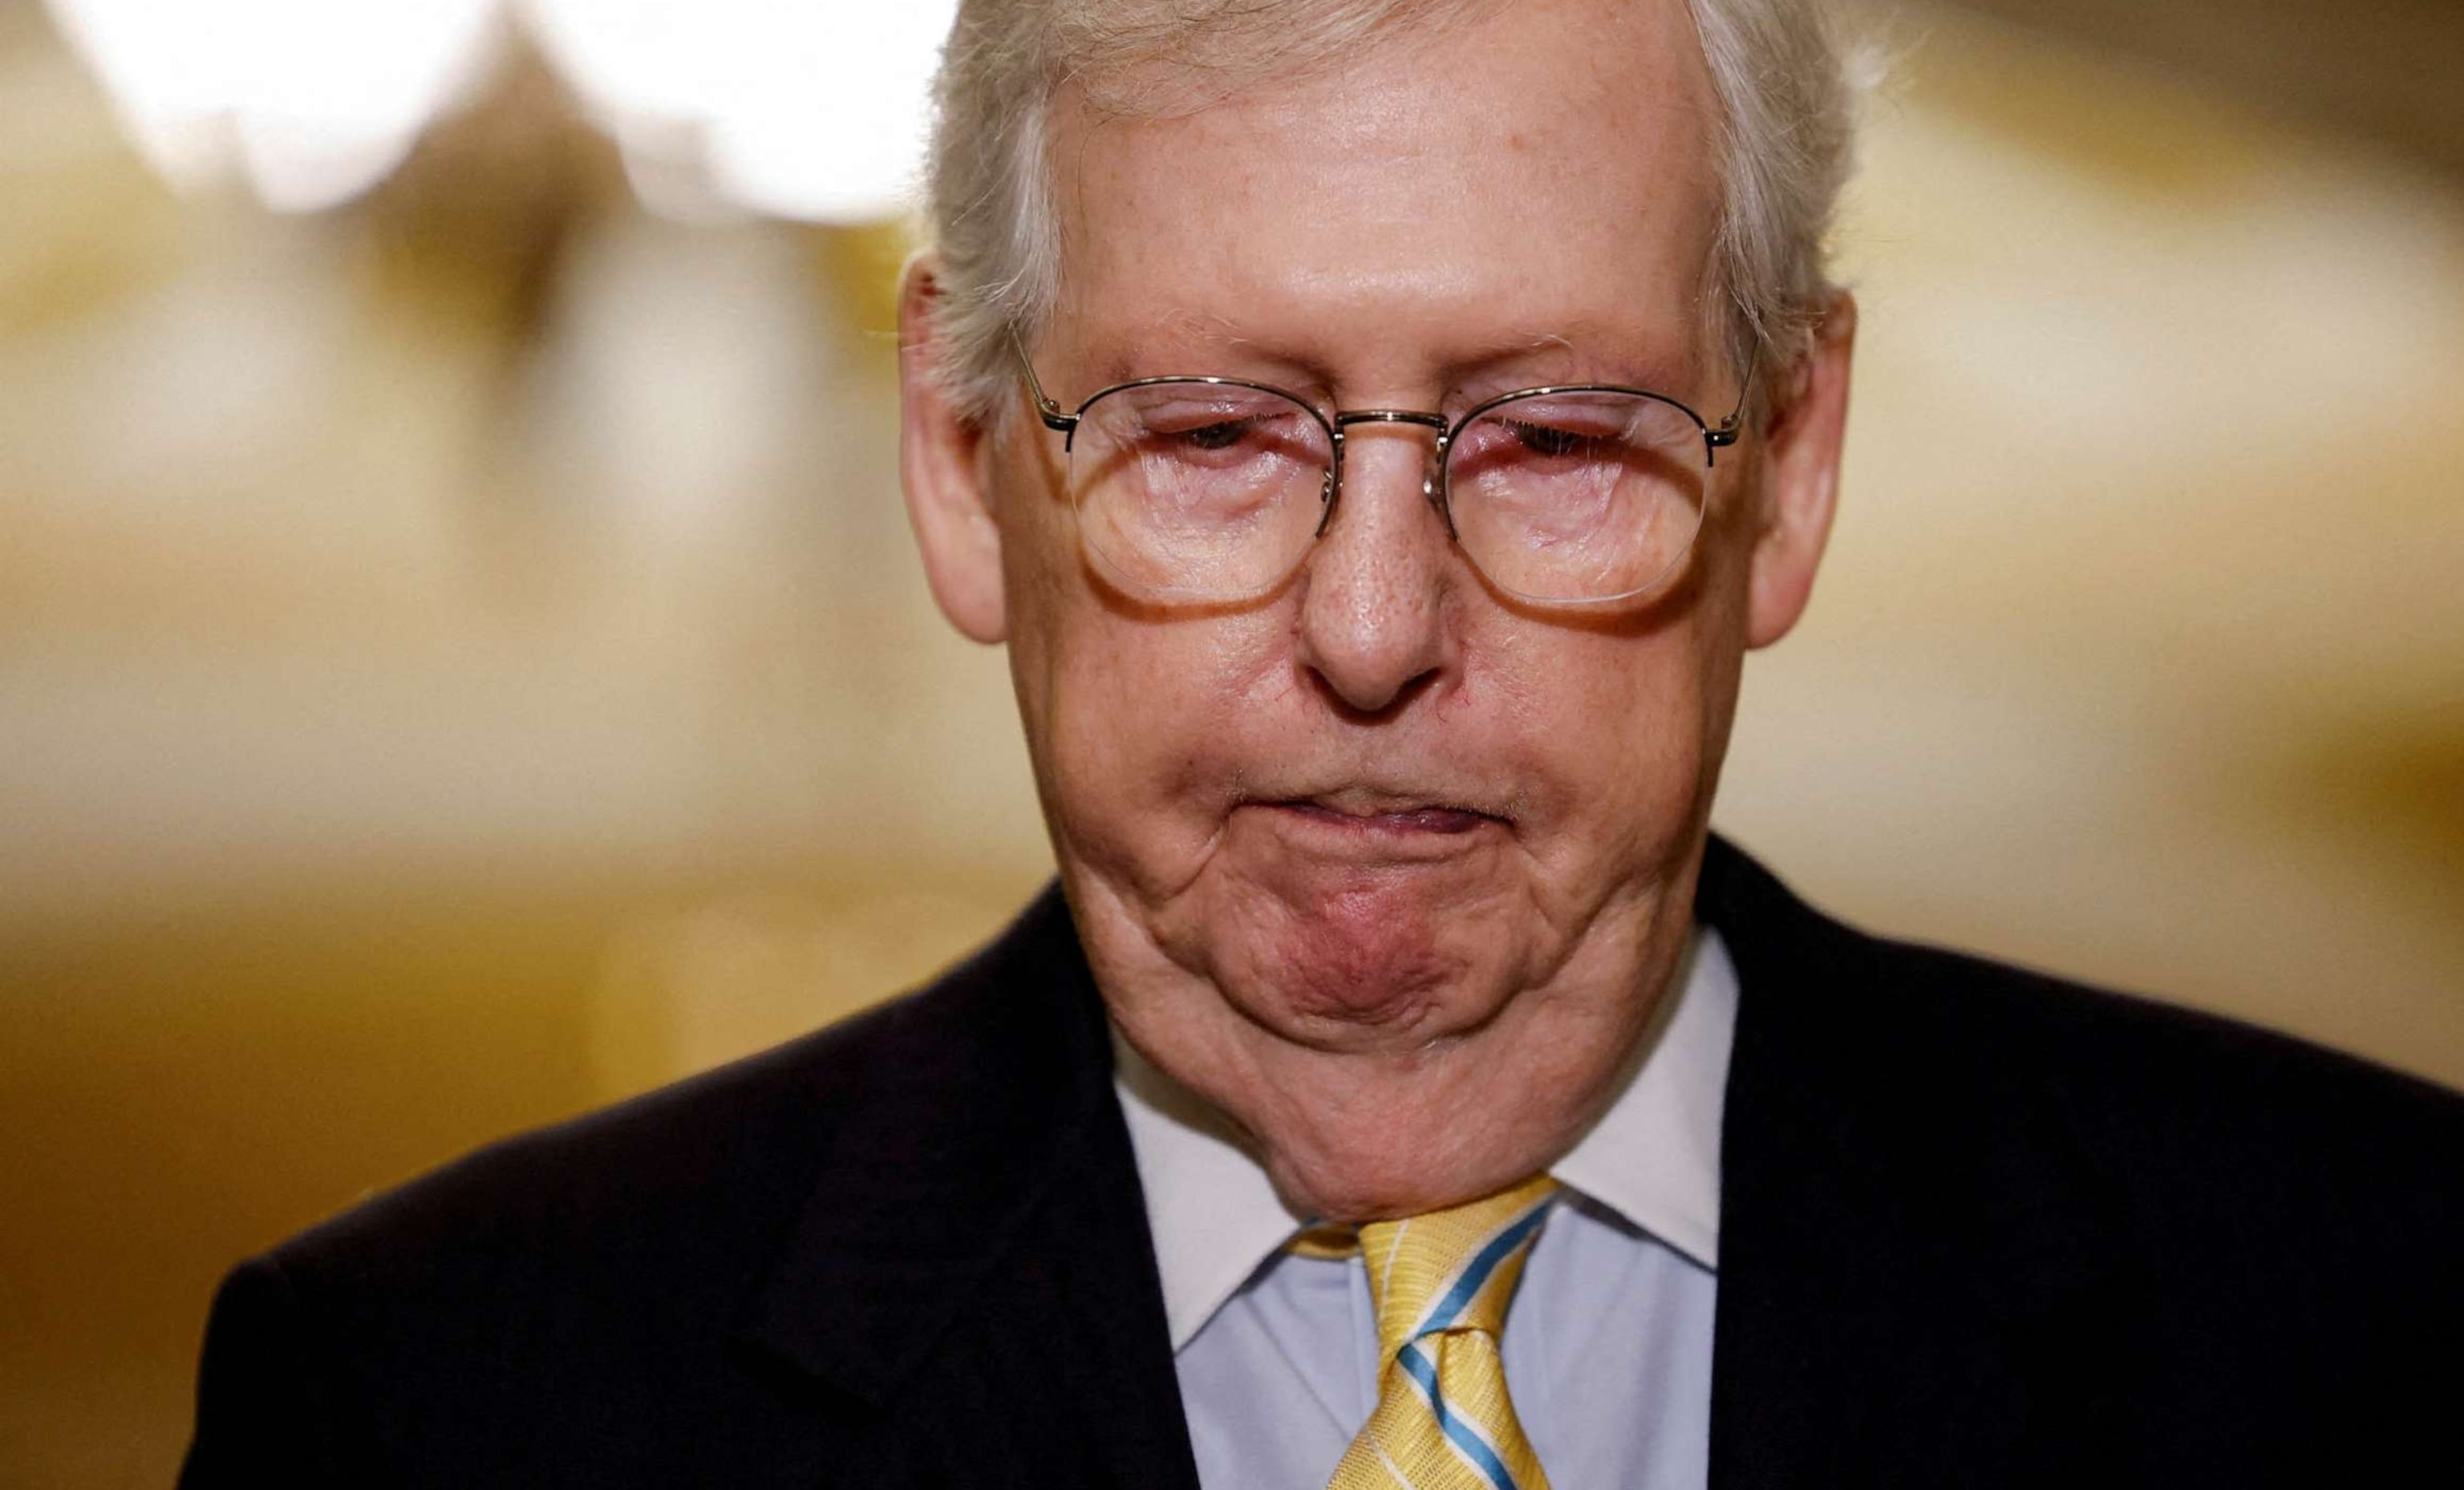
top-left (1048, 0), bottom-right (1726, 401)
top-left (1080, 307), bottom-right (1254, 384)
top-left (1056, 18), bottom-right (1716, 250)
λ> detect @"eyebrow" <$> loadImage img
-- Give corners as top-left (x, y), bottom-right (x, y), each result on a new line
top-left (1457, 325), bottom-right (1704, 393)
top-left (1078, 318), bottom-right (1707, 406)
top-left (1082, 310), bottom-right (1258, 387)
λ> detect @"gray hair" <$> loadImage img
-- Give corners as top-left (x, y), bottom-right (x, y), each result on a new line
top-left (921, 0), bottom-right (1862, 425)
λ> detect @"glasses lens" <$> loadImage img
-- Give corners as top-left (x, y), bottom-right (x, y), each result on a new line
top-left (1445, 391), bottom-right (1710, 602)
top-left (1070, 381), bottom-right (1332, 599)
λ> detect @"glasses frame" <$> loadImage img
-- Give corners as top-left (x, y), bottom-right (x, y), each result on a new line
top-left (1013, 338), bottom-right (1754, 602)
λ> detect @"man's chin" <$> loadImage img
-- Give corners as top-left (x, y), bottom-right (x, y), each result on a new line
top-left (1206, 919), bottom-right (1527, 1051)
top-left (1256, 1119), bottom-right (1549, 1224)
top-left (1187, 841), bottom-right (1533, 1038)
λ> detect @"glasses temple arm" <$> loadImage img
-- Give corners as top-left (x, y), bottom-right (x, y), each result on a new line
top-left (1706, 342), bottom-right (1761, 452)
top-left (1010, 331), bottom-right (1078, 433)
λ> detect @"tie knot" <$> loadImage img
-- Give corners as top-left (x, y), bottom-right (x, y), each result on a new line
top-left (1355, 1175), bottom-right (1558, 1362)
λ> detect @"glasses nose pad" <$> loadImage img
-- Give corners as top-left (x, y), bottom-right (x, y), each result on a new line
top-left (1314, 465), bottom-right (1339, 537)
top-left (1421, 470), bottom-right (1458, 540)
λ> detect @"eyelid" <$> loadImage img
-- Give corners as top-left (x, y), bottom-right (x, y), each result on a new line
top-left (1129, 403), bottom-right (1314, 431)
top-left (1457, 371), bottom-right (1684, 404)
top-left (1489, 400), bottom-right (1629, 430)
top-left (1116, 375), bottom-right (1311, 399)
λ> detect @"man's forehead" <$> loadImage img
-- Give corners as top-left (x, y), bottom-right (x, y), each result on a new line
top-left (1055, 0), bottom-right (1712, 176)
top-left (1044, 0), bottom-right (1724, 390)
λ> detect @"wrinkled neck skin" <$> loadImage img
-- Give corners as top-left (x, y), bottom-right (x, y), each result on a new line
top-left (1061, 806), bottom-right (1718, 1223)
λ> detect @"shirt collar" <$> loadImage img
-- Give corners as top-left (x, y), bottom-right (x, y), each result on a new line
top-left (1112, 925), bottom-right (1738, 1350)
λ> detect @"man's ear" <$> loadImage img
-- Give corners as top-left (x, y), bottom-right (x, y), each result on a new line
top-left (1744, 291), bottom-right (1855, 650)
top-left (898, 254), bottom-right (1009, 644)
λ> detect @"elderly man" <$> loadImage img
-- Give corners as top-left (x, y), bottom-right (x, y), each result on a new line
top-left (184, 0), bottom-right (2463, 1486)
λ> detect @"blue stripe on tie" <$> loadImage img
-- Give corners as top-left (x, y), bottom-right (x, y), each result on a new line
top-left (1396, 1342), bottom-right (1520, 1490)
top-left (1417, 1201), bottom-right (1551, 1340)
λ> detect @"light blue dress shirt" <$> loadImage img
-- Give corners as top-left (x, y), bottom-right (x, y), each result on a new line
top-left (1112, 929), bottom-right (1738, 1490)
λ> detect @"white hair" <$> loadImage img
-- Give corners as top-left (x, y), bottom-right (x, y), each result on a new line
top-left (921, 0), bottom-right (1863, 425)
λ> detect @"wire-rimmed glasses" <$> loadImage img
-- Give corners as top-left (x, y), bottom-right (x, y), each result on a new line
top-left (1016, 344), bottom-right (1748, 605)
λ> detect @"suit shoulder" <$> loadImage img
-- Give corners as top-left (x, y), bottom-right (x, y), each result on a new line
top-left (1811, 918), bottom-right (2464, 1281)
top-left (1862, 929), bottom-right (2464, 1146)
top-left (261, 889), bottom-right (1066, 1304)
top-left (1702, 836), bottom-right (2464, 1136)
top-left (261, 989), bottom-right (881, 1297)
top-left (185, 889), bottom-right (1096, 1480)
top-left (1707, 840), bottom-right (2464, 1241)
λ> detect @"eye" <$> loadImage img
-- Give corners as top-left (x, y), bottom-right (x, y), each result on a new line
top-left (1507, 420), bottom-right (1588, 459)
top-left (1179, 420), bottom-right (1250, 451)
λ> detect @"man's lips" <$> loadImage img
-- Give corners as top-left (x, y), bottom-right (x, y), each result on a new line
top-left (1265, 800), bottom-right (1498, 836)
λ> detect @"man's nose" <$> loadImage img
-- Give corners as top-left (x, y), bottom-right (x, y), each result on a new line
top-left (1293, 429), bottom-right (1454, 715)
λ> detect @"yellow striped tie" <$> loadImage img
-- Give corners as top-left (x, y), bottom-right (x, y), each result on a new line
top-left (1324, 1175), bottom-right (1559, 1490)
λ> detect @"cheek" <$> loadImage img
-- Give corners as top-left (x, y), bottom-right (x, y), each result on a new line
top-left (991, 405), bottom-right (1291, 889)
top-left (1025, 589), bottom-right (1295, 885)
top-left (1464, 613), bottom-right (1721, 871)
top-left (992, 438), bottom-right (1078, 658)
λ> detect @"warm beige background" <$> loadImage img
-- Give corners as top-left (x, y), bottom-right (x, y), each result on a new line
top-left (4, 1), bottom-right (2460, 1484)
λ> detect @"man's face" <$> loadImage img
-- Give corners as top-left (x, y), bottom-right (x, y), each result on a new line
top-left (903, 0), bottom-right (1848, 1217)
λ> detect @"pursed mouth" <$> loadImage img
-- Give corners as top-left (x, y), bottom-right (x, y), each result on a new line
top-left (1266, 799), bottom-right (1501, 835)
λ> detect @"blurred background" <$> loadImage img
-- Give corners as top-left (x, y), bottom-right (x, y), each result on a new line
top-left (2, 0), bottom-right (2459, 1480)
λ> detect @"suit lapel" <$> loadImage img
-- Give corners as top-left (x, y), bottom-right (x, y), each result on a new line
top-left (1699, 838), bottom-right (2132, 1488)
top-left (732, 888), bottom-right (1201, 1490)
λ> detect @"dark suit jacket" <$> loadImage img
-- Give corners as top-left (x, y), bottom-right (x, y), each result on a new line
top-left (182, 839), bottom-right (2464, 1487)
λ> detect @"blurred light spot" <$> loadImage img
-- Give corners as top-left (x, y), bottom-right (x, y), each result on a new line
top-left (520, 0), bottom-right (958, 224)
top-left (42, 0), bottom-right (959, 223)
top-left (42, 0), bottom-right (505, 211)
